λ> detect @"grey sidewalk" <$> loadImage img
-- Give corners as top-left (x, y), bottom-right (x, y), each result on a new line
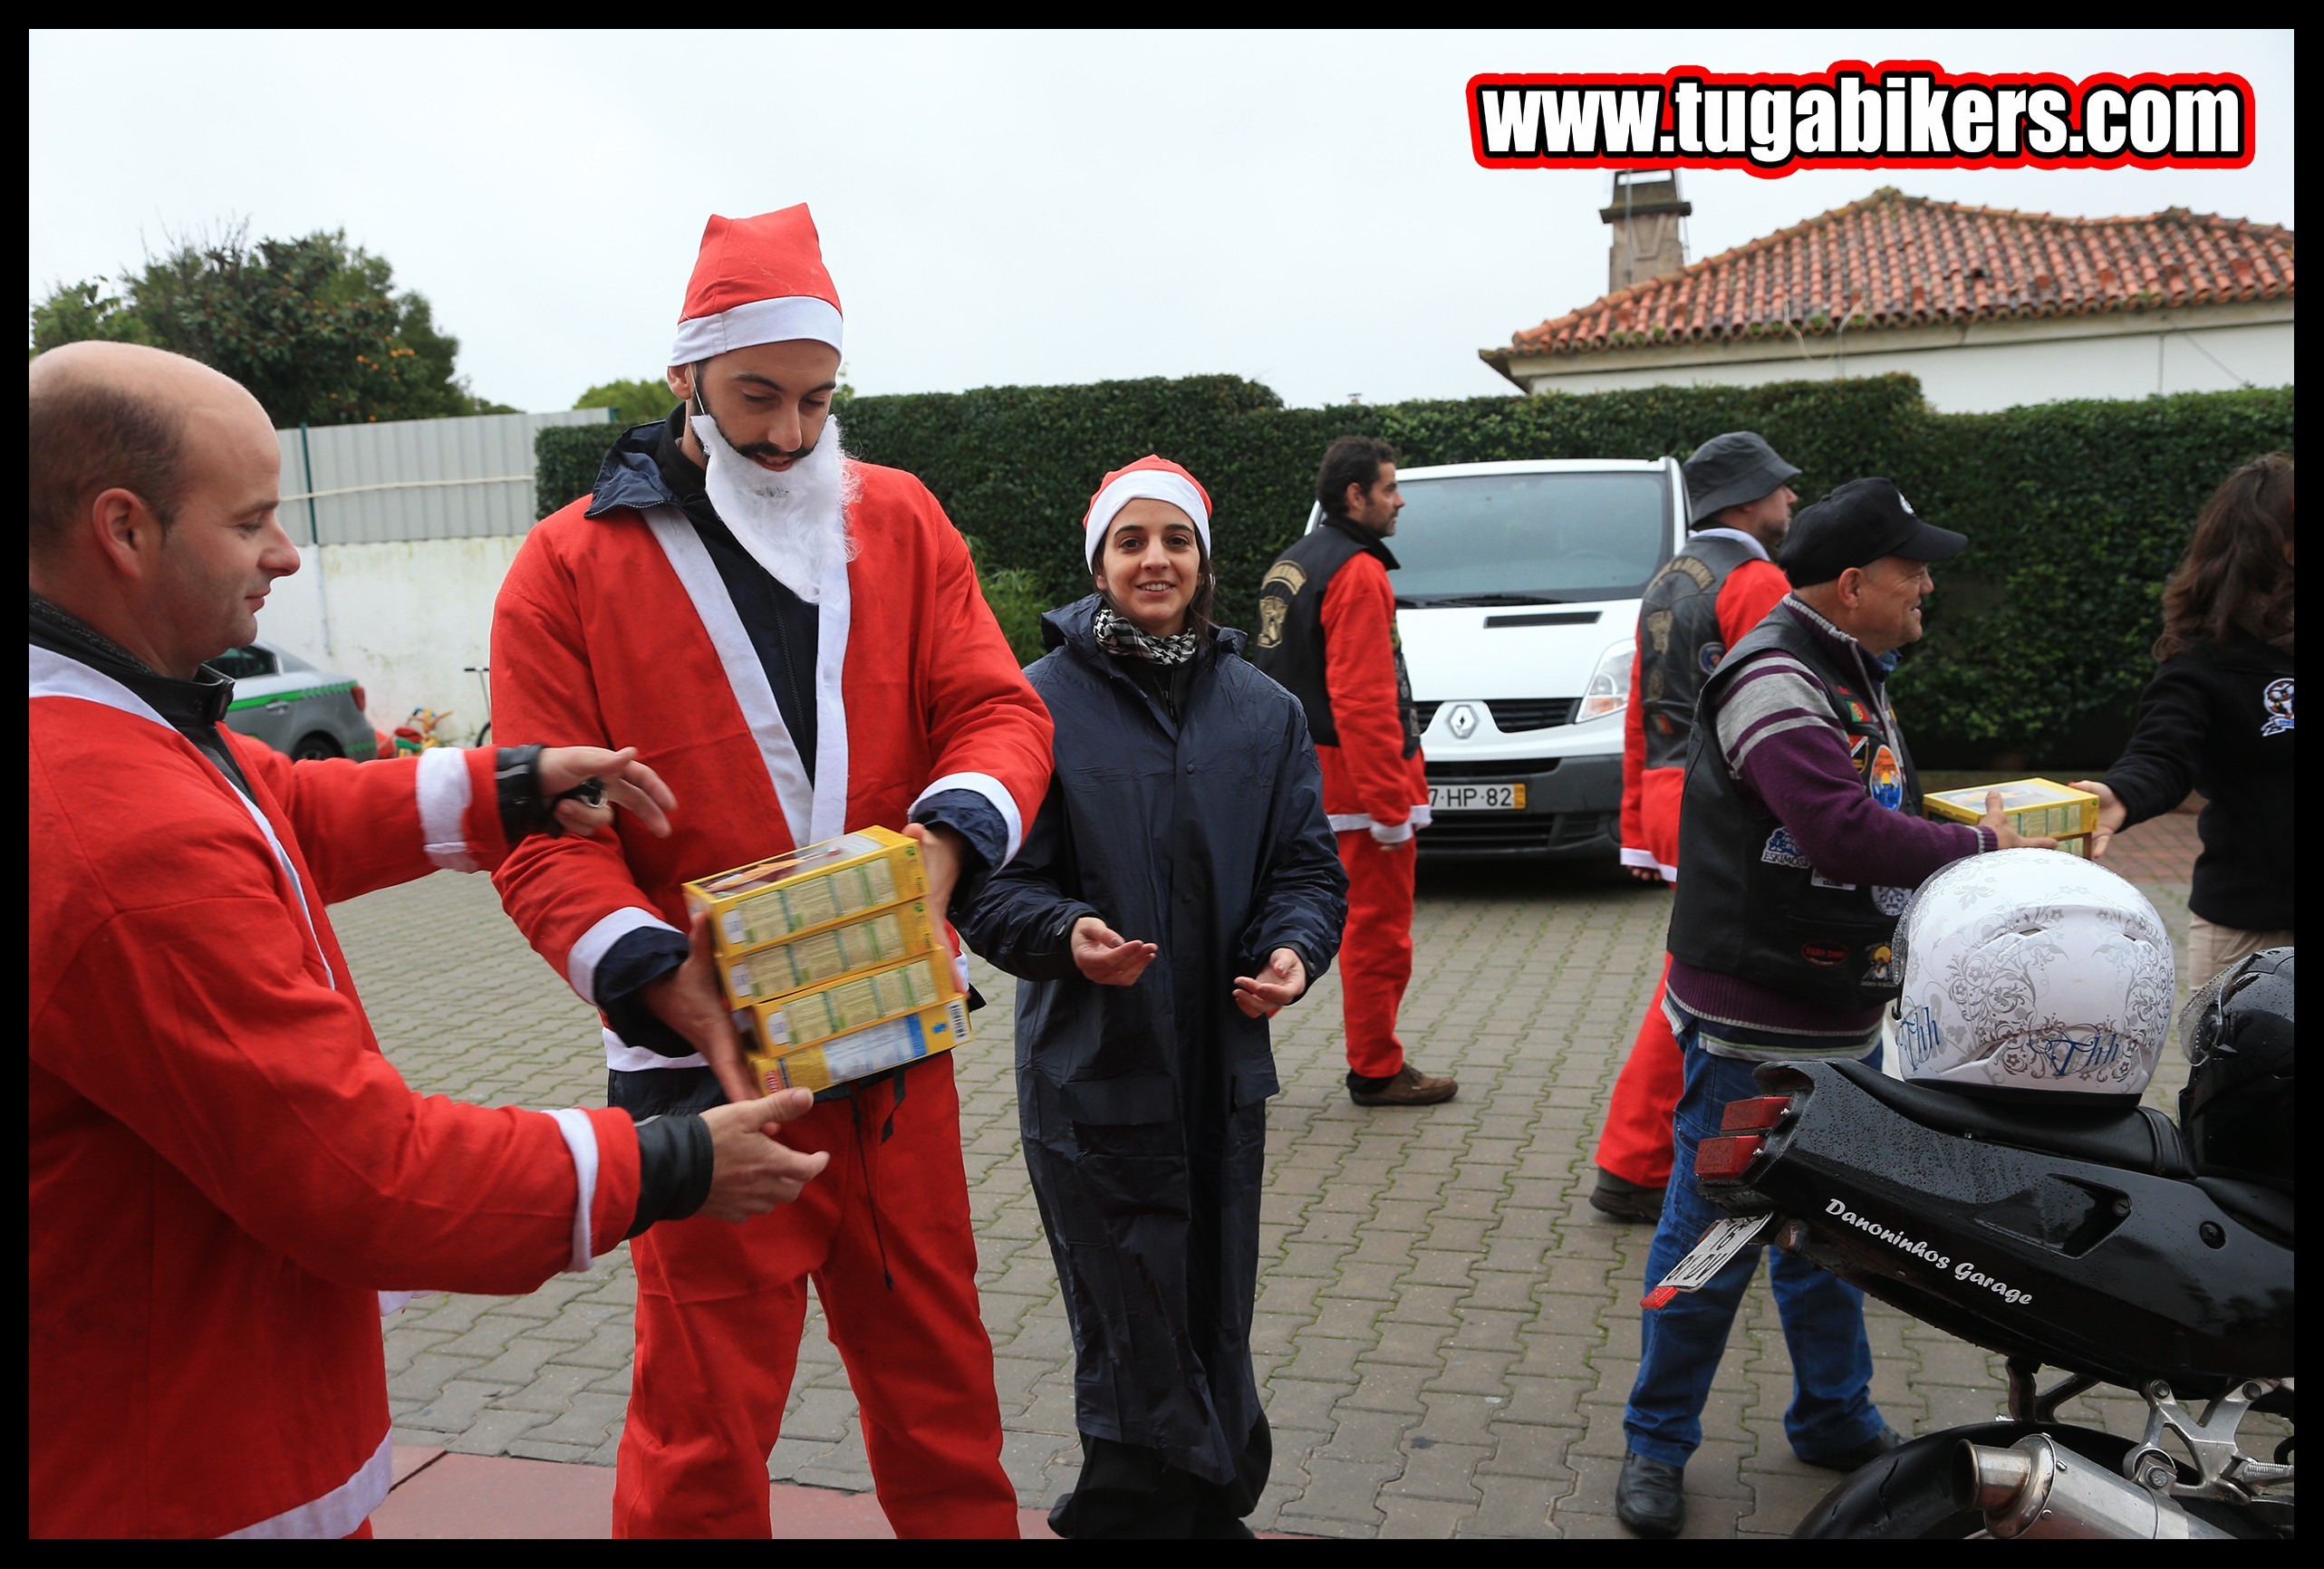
top-left (343, 818), bottom-right (2214, 1538)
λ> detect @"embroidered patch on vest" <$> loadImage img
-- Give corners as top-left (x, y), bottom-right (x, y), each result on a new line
top-left (1761, 826), bottom-right (1810, 867)
top-left (1698, 640), bottom-right (1725, 674)
top-left (1863, 943), bottom-right (1896, 985)
top-left (2261, 677), bottom-right (2293, 736)
top-left (1868, 745), bottom-right (1904, 810)
top-left (1872, 884), bottom-right (1914, 917)
top-left (1800, 940), bottom-right (1849, 967)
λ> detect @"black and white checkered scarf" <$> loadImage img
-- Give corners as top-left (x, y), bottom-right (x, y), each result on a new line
top-left (1093, 601), bottom-right (1200, 665)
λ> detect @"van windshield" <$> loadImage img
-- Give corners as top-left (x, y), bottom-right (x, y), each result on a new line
top-left (1385, 470), bottom-right (1673, 606)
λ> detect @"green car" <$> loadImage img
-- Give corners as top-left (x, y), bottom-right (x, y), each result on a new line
top-left (211, 640), bottom-right (378, 762)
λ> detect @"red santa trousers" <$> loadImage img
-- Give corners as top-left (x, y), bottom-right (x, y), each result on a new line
top-left (612, 1059), bottom-right (1017, 1539)
top-left (1594, 957), bottom-right (1683, 1189)
top-left (1336, 831), bottom-right (1417, 1079)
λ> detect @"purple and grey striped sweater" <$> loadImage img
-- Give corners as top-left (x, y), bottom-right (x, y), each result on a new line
top-left (1666, 598), bottom-right (1995, 1056)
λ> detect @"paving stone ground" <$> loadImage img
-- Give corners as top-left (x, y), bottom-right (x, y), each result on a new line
top-left (339, 811), bottom-right (2255, 1538)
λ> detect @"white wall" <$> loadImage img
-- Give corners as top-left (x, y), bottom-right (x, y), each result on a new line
top-left (1514, 306), bottom-right (2293, 414)
top-left (256, 534), bottom-right (526, 742)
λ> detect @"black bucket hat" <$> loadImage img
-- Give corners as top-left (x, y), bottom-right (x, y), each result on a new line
top-left (1780, 477), bottom-right (1968, 586)
top-left (1683, 431), bottom-right (1800, 525)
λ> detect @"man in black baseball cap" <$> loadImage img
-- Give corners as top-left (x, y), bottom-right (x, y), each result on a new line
top-left (1613, 475), bottom-right (2052, 1539)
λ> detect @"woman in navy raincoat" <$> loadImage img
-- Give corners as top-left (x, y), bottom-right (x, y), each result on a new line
top-left (959, 457), bottom-right (1346, 1538)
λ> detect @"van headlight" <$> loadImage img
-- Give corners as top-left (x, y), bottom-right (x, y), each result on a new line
top-left (1575, 640), bottom-right (1634, 722)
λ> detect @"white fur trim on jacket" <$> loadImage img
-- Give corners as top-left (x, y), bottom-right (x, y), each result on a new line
top-left (913, 771), bottom-right (1027, 864)
top-left (670, 294), bottom-right (844, 365)
top-left (1619, 846), bottom-right (1677, 881)
top-left (603, 1026), bottom-right (708, 1073)
top-left (565, 906), bottom-right (684, 1007)
top-left (543, 1108), bottom-right (602, 1273)
top-left (1084, 470), bottom-right (1211, 567)
top-left (415, 746), bottom-right (477, 871)
top-left (221, 1429), bottom-right (393, 1538)
top-left (1326, 804), bottom-right (1433, 841)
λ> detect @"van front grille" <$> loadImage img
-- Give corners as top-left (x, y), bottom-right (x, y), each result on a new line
top-left (1486, 698), bottom-right (1577, 732)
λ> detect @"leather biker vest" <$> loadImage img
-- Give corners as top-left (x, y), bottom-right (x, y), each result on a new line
top-left (1637, 532), bottom-right (1764, 771)
top-left (1248, 515), bottom-right (1420, 756)
top-left (1666, 604), bottom-right (1924, 1012)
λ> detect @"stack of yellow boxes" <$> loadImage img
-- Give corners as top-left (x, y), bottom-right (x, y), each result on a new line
top-left (1923, 778), bottom-right (2102, 858)
top-left (682, 826), bottom-right (969, 1093)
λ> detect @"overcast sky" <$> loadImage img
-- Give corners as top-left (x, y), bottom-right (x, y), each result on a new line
top-left (28, 29), bottom-right (2295, 414)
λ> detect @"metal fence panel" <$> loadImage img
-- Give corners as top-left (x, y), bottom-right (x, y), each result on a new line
top-left (275, 408), bottom-right (613, 546)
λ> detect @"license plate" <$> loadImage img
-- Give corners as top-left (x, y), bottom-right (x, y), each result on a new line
top-left (1428, 782), bottom-right (1527, 813)
top-left (1642, 1214), bottom-right (1772, 1308)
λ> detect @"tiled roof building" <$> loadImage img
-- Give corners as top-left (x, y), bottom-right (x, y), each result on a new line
top-left (1484, 188), bottom-right (2293, 413)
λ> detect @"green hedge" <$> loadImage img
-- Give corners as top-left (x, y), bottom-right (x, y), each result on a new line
top-left (537, 375), bottom-right (2292, 766)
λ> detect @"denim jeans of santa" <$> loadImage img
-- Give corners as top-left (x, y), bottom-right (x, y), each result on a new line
top-left (1622, 1020), bottom-right (1885, 1468)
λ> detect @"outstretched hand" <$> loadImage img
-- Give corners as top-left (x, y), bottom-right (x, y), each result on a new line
top-left (2067, 779), bottom-right (2128, 861)
top-left (538, 746), bottom-right (677, 838)
top-left (1980, 789), bottom-right (2061, 852)
top-left (1071, 917), bottom-right (1158, 987)
top-left (1232, 948), bottom-right (1307, 1019)
top-left (696, 1088), bottom-right (830, 1220)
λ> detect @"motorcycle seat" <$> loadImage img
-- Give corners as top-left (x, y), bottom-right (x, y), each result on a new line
top-left (1827, 1061), bottom-right (2194, 1178)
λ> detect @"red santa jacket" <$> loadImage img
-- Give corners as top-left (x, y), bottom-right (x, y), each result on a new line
top-left (1618, 535), bottom-right (1790, 881)
top-left (1319, 554), bottom-right (1430, 841)
top-left (489, 460), bottom-right (1054, 1067)
top-left (30, 649), bottom-right (641, 1539)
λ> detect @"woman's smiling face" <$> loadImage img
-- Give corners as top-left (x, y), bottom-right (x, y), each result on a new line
top-left (1096, 498), bottom-right (1201, 637)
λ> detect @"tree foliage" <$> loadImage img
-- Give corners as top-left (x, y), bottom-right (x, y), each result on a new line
top-left (29, 224), bottom-right (515, 426)
top-left (574, 376), bottom-right (676, 428)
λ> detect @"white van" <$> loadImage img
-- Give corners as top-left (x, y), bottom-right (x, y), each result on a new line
top-left (1302, 457), bottom-right (1684, 858)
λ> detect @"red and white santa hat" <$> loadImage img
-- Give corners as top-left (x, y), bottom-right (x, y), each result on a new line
top-left (1083, 456), bottom-right (1212, 567)
top-left (670, 205), bottom-right (844, 366)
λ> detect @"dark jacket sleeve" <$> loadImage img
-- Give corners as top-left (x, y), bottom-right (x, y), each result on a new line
top-left (955, 776), bottom-right (1100, 983)
top-left (2103, 656), bottom-right (2209, 828)
top-left (1239, 701), bottom-right (1350, 983)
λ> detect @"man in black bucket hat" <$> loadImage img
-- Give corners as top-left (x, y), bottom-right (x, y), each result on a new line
top-left (1613, 476), bottom-right (2055, 1537)
top-left (1593, 432), bottom-right (1800, 1227)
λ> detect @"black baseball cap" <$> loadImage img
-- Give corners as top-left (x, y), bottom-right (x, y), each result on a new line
top-left (1779, 477), bottom-right (1967, 586)
top-left (1683, 431), bottom-right (1800, 525)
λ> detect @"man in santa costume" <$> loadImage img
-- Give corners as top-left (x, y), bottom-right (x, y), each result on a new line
top-left (490, 205), bottom-right (1052, 1538)
top-left (1589, 431), bottom-right (1798, 1223)
top-left (29, 341), bottom-right (830, 1539)
top-left (1249, 436), bottom-right (1457, 1108)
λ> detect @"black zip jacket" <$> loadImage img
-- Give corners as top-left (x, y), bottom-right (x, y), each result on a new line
top-left (2103, 632), bottom-right (2294, 930)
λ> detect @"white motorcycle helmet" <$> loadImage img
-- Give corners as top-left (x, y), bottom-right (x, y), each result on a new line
top-left (1890, 848), bottom-right (2173, 1102)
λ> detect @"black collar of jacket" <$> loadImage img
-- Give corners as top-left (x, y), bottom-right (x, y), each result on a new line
top-left (29, 592), bottom-right (235, 726)
top-left (1319, 512), bottom-right (1402, 572)
top-left (583, 406), bottom-right (699, 520)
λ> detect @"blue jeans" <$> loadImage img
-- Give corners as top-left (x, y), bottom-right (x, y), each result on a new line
top-left (1623, 1022), bottom-right (1884, 1467)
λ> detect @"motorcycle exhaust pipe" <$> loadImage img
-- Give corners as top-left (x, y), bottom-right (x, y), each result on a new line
top-left (1953, 1435), bottom-right (2231, 1539)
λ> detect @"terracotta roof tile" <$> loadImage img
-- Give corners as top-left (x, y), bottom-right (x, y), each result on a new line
top-left (1490, 188), bottom-right (2294, 366)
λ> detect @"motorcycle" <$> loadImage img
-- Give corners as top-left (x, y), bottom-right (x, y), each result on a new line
top-left (1647, 1056), bottom-right (2293, 1538)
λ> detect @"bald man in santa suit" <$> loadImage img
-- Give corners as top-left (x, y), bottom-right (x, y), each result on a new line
top-left (29, 342), bottom-right (828, 1539)
top-left (491, 206), bottom-right (1053, 1537)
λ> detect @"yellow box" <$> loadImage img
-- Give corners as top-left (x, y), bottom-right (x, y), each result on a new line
top-left (683, 828), bottom-right (925, 956)
top-left (722, 900), bottom-right (940, 1004)
top-left (1923, 777), bottom-right (2099, 852)
top-left (749, 996), bottom-right (971, 1094)
top-left (737, 950), bottom-right (958, 1056)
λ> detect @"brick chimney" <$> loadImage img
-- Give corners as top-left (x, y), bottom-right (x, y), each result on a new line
top-left (1601, 168), bottom-right (1691, 294)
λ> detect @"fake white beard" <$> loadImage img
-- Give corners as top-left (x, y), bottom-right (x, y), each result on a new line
top-left (691, 409), bottom-right (860, 603)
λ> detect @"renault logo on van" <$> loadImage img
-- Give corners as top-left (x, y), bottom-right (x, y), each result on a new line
top-left (1447, 703), bottom-right (1479, 739)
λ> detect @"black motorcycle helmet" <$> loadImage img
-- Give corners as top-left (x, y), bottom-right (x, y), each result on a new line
top-left (2177, 948), bottom-right (2293, 1191)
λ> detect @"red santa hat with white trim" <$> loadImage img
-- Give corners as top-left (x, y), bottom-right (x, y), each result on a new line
top-left (1083, 456), bottom-right (1212, 568)
top-left (669, 205), bottom-right (843, 366)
